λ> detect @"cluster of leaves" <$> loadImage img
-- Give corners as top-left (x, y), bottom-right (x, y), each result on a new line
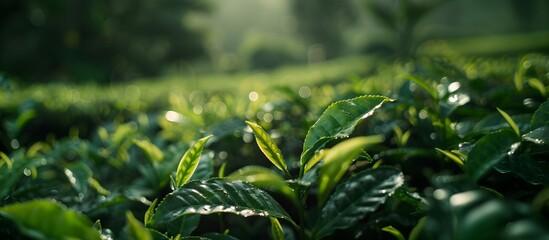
top-left (1, 53), bottom-right (549, 239)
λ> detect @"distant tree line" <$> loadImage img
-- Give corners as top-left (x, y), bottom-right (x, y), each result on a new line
top-left (0, 0), bottom-right (210, 83)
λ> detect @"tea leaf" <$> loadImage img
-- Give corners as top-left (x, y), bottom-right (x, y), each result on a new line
top-left (270, 217), bottom-right (284, 240)
top-left (382, 226), bottom-right (405, 240)
top-left (531, 100), bottom-right (549, 130)
top-left (527, 78), bottom-right (546, 97)
top-left (144, 198), bottom-right (158, 227)
top-left (175, 135), bottom-right (212, 188)
top-left (125, 211), bottom-right (153, 240)
top-left (466, 130), bottom-right (520, 181)
top-left (522, 126), bottom-right (549, 145)
top-left (0, 200), bottom-right (101, 240)
top-left (409, 217), bottom-right (427, 240)
top-left (226, 166), bottom-right (297, 203)
top-left (300, 95), bottom-right (392, 169)
top-left (435, 148), bottom-right (465, 170)
top-left (497, 108), bottom-right (520, 136)
top-left (495, 153), bottom-right (549, 185)
top-left (134, 138), bottom-right (164, 162)
top-left (151, 179), bottom-right (295, 227)
top-left (245, 121), bottom-right (290, 177)
top-left (318, 136), bottom-right (384, 204)
top-left (313, 167), bottom-right (404, 238)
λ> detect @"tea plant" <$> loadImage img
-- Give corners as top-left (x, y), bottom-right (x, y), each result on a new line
top-left (0, 54), bottom-right (548, 239)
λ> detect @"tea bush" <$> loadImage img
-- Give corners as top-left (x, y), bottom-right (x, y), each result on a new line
top-left (0, 54), bottom-right (548, 239)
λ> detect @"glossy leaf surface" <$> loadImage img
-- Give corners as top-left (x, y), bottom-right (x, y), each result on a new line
top-left (245, 121), bottom-right (289, 176)
top-left (226, 166), bottom-right (296, 202)
top-left (495, 154), bottom-right (549, 185)
top-left (176, 135), bottom-right (212, 188)
top-left (522, 126), bottom-right (549, 145)
top-left (314, 167), bottom-right (404, 238)
top-left (318, 136), bottom-right (384, 204)
top-left (466, 130), bottom-right (520, 181)
top-left (300, 95), bottom-right (392, 167)
top-left (151, 179), bottom-right (294, 226)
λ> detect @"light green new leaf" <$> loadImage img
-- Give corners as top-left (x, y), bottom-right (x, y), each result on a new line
top-left (304, 149), bottom-right (327, 174)
top-left (435, 148), bottom-right (465, 170)
top-left (134, 138), bottom-right (164, 162)
top-left (313, 167), bottom-right (404, 239)
top-left (144, 198), bottom-right (158, 227)
top-left (270, 217), bottom-right (284, 240)
top-left (527, 78), bottom-right (546, 97)
top-left (300, 95), bottom-right (392, 168)
top-left (497, 108), bottom-right (520, 136)
top-left (0, 151), bottom-right (12, 168)
top-left (226, 166), bottom-right (297, 204)
top-left (382, 226), bottom-right (405, 240)
top-left (176, 135), bottom-right (212, 189)
top-left (318, 136), bottom-right (384, 205)
top-left (245, 121), bottom-right (290, 176)
top-left (0, 200), bottom-right (102, 240)
top-left (151, 178), bottom-right (295, 227)
top-left (126, 211), bottom-right (153, 240)
top-left (409, 217), bottom-right (427, 240)
top-left (466, 130), bottom-right (520, 181)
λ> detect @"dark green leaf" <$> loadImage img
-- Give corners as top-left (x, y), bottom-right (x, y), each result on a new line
top-left (313, 167), bottom-right (404, 238)
top-left (0, 200), bottom-right (101, 240)
top-left (472, 113), bottom-right (531, 136)
top-left (64, 161), bottom-right (92, 194)
top-left (300, 95), bottom-right (392, 168)
top-left (151, 179), bottom-right (294, 226)
top-left (393, 188), bottom-right (428, 212)
top-left (466, 130), bottom-right (520, 181)
top-left (531, 100), bottom-right (549, 130)
top-left (495, 154), bottom-right (549, 185)
top-left (523, 126), bottom-right (549, 145)
top-left (450, 191), bottom-right (549, 240)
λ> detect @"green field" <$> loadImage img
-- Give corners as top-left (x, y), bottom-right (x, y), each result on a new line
top-left (1, 53), bottom-right (548, 240)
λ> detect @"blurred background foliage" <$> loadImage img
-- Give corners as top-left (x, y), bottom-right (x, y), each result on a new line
top-left (1, 0), bottom-right (210, 83)
top-left (1, 0), bottom-right (549, 83)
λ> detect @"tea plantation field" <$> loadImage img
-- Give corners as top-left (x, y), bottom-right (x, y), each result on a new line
top-left (1, 54), bottom-right (548, 240)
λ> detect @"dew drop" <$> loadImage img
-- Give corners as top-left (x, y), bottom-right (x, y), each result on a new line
top-left (23, 168), bottom-right (32, 176)
top-left (248, 91), bottom-right (259, 102)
